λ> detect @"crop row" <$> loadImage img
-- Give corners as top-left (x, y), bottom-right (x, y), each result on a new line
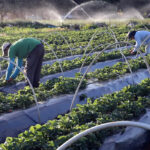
top-left (0, 77), bottom-right (86, 114)
top-left (0, 28), bottom-right (124, 68)
top-left (0, 24), bottom-right (138, 65)
top-left (0, 49), bottom-right (145, 87)
top-left (0, 24), bottom-right (146, 74)
top-left (0, 54), bottom-right (149, 114)
top-left (0, 26), bottom-right (120, 53)
top-left (0, 49), bottom-right (132, 86)
top-left (0, 23), bottom-right (147, 58)
top-left (86, 55), bottom-right (149, 81)
top-left (1, 78), bottom-right (150, 149)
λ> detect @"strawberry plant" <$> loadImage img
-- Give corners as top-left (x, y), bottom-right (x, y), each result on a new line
top-left (1, 78), bottom-right (150, 150)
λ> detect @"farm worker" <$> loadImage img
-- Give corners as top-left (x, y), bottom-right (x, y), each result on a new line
top-left (2, 38), bottom-right (45, 87)
top-left (127, 30), bottom-right (150, 56)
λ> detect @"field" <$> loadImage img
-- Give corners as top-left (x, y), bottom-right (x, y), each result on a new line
top-left (0, 21), bottom-right (150, 150)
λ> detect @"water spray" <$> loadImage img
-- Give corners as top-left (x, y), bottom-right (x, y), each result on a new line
top-left (63, 0), bottom-right (94, 21)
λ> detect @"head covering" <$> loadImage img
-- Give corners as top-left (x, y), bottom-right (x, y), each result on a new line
top-left (127, 31), bottom-right (137, 39)
top-left (2, 42), bottom-right (11, 56)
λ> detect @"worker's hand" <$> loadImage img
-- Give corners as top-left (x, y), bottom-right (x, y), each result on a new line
top-left (130, 50), bottom-right (136, 55)
top-left (6, 77), bottom-right (14, 83)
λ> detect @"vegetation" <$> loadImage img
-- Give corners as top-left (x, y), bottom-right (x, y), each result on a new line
top-left (0, 22), bottom-right (149, 87)
top-left (0, 21), bottom-right (150, 149)
top-left (1, 78), bottom-right (150, 149)
top-left (0, 77), bottom-right (86, 114)
top-left (0, 53), bottom-right (150, 114)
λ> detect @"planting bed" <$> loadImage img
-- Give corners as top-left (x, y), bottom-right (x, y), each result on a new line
top-left (0, 22), bottom-right (150, 150)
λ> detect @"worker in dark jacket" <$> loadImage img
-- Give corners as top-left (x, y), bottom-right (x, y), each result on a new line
top-left (2, 38), bottom-right (45, 87)
top-left (127, 30), bottom-right (150, 55)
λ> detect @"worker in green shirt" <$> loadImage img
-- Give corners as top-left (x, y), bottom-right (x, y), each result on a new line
top-left (2, 38), bottom-right (45, 87)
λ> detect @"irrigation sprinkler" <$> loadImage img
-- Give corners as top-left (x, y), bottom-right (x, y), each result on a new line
top-left (0, 57), bottom-right (41, 124)
top-left (63, 0), bottom-right (94, 21)
top-left (57, 121), bottom-right (150, 150)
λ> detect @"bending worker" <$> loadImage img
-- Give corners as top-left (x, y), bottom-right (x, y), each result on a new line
top-left (128, 30), bottom-right (150, 56)
top-left (2, 38), bottom-right (45, 87)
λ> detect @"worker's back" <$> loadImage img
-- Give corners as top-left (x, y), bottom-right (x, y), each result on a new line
top-left (9, 38), bottom-right (41, 59)
top-left (134, 31), bottom-right (150, 45)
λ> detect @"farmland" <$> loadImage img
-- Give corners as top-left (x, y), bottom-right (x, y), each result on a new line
top-left (0, 21), bottom-right (150, 150)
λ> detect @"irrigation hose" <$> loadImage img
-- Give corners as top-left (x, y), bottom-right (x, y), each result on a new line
top-left (57, 121), bottom-right (150, 150)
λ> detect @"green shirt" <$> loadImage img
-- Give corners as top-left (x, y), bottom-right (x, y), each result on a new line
top-left (9, 38), bottom-right (41, 59)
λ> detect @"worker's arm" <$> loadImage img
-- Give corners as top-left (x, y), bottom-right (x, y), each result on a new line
top-left (5, 58), bottom-right (15, 80)
top-left (10, 58), bottom-right (23, 79)
top-left (133, 37), bottom-right (141, 52)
